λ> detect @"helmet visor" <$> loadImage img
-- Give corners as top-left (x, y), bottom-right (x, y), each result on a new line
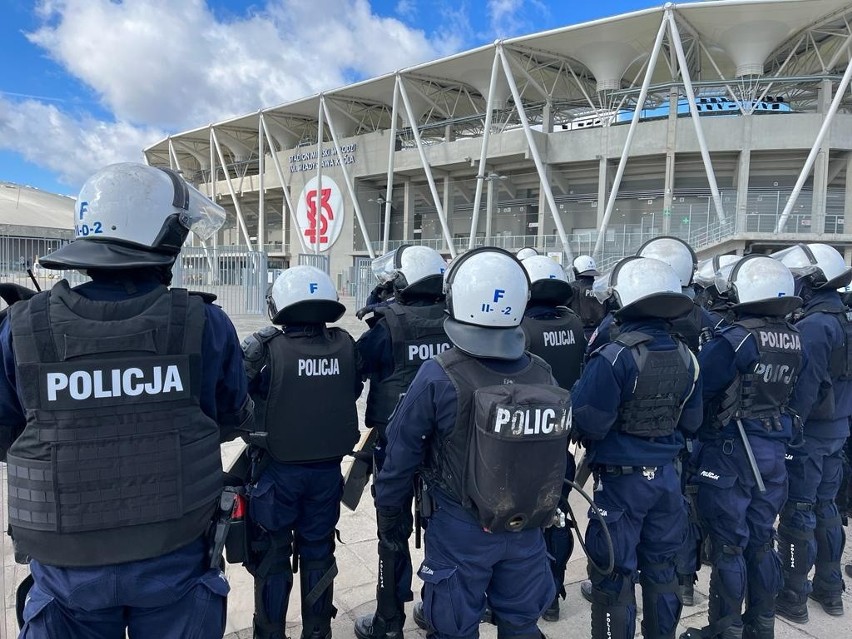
top-left (592, 271), bottom-right (614, 304)
top-left (181, 186), bottom-right (226, 242)
top-left (371, 250), bottom-right (398, 283)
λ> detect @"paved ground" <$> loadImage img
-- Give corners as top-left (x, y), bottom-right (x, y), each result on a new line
top-left (3, 296), bottom-right (852, 638)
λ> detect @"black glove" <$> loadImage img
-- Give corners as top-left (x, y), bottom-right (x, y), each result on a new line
top-left (377, 507), bottom-right (413, 551)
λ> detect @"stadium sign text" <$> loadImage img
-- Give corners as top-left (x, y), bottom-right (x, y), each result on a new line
top-left (289, 144), bottom-right (357, 173)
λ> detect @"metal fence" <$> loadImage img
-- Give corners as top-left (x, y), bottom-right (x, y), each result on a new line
top-left (173, 246), bottom-right (268, 315)
top-left (297, 253), bottom-right (331, 273)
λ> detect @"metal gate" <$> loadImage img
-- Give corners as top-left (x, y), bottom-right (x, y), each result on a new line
top-left (298, 253), bottom-right (330, 273)
top-left (353, 256), bottom-right (374, 305)
top-left (173, 246), bottom-right (268, 315)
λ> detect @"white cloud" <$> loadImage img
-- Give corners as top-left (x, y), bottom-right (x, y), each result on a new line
top-left (488, 0), bottom-right (524, 36)
top-left (5, 0), bottom-right (466, 190)
top-left (0, 97), bottom-right (163, 188)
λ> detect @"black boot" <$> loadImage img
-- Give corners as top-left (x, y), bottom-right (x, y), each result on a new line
top-left (742, 614), bottom-right (773, 639)
top-left (541, 597), bottom-right (559, 622)
top-left (580, 580), bottom-right (593, 604)
top-left (413, 602), bottom-right (429, 631)
top-left (353, 614), bottom-right (403, 639)
top-left (809, 582), bottom-right (844, 616)
top-left (774, 589), bottom-right (808, 624)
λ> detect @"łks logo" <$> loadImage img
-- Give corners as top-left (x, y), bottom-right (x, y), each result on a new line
top-left (296, 176), bottom-right (344, 251)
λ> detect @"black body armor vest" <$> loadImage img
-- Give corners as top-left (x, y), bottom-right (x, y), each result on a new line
top-left (567, 279), bottom-right (606, 329)
top-left (7, 281), bottom-right (221, 567)
top-left (797, 303), bottom-right (852, 420)
top-left (601, 332), bottom-right (693, 438)
top-left (424, 348), bottom-right (570, 533)
top-left (365, 303), bottom-right (450, 427)
top-left (714, 317), bottom-right (802, 429)
top-left (670, 304), bottom-right (703, 354)
top-left (250, 327), bottom-right (359, 462)
top-left (521, 308), bottom-right (585, 389)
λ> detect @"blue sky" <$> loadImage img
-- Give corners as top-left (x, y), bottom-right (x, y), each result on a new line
top-left (0, 0), bottom-right (662, 196)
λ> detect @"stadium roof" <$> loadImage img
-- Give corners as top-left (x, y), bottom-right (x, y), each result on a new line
top-left (0, 182), bottom-right (74, 231)
top-left (146, 0), bottom-right (852, 172)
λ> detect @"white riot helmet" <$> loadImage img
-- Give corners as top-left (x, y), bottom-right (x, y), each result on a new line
top-left (522, 255), bottom-right (573, 305)
top-left (715, 255), bottom-right (800, 316)
top-left (772, 243), bottom-right (852, 290)
top-left (636, 236), bottom-right (698, 288)
top-left (40, 163), bottom-right (225, 270)
top-left (573, 254), bottom-right (599, 277)
top-left (694, 255), bottom-right (741, 290)
top-left (371, 244), bottom-right (446, 299)
top-left (444, 247), bottom-right (530, 359)
top-left (593, 256), bottom-right (693, 320)
top-left (516, 247), bottom-right (540, 261)
top-left (267, 265), bottom-right (345, 325)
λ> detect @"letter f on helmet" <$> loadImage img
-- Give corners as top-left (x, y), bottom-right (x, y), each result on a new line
top-left (493, 289), bottom-right (505, 302)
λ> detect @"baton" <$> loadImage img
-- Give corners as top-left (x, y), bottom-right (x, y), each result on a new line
top-left (736, 419), bottom-right (766, 494)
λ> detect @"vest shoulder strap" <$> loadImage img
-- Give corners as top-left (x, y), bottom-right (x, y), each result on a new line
top-left (613, 331), bottom-right (653, 348)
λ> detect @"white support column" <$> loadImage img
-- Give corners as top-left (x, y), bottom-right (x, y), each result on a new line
top-left (592, 13), bottom-right (668, 260)
top-left (443, 175), bottom-right (454, 253)
top-left (260, 114), bottom-right (309, 254)
top-left (469, 48), bottom-right (502, 250)
top-left (321, 97), bottom-right (377, 259)
top-left (211, 128), bottom-right (254, 250)
top-left (397, 75), bottom-right (457, 258)
top-left (403, 178), bottom-right (412, 240)
top-left (667, 11), bottom-right (726, 225)
top-left (257, 112), bottom-right (266, 250)
top-left (812, 78), bottom-right (833, 235)
top-left (777, 54), bottom-right (852, 233)
top-left (497, 45), bottom-right (573, 262)
top-left (735, 117), bottom-right (753, 234)
top-left (383, 83), bottom-right (400, 254)
top-left (167, 138), bottom-right (179, 170)
top-left (314, 98), bottom-right (324, 256)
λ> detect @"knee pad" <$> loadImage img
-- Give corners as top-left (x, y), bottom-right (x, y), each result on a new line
top-left (707, 545), bottom-right (746, 630)
top-left (744, 543), bottom-right (782, 617)
top-left (638, 566), bottom-right (680, 639)
top-left (776, 524), bottom-right (813, 577)
top-left (299, 556), bottom-right (338, 632)
top-left (589, 568), bottom-right (636, 639)
top-left (251, 533), bottom-right (294, 639)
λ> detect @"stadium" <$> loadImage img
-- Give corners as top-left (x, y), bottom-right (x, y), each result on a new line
top-left (145, 0), bottom-right (852, 302)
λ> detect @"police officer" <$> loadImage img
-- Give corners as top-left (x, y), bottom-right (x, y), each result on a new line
top-left (771, 244), bottom-right (852, 623)
top-left (356, 250), bottom-right (398, 320)
top-left (587, 237), bottom-right (713, 355)
top-left (567, 254), bottom-right (606, 340)
top-left (520, 254), bottom-right (585, 622)
top-left (0, 162), bottom-right (253, 638)
top-left (694, 255), bottom-right (741, 330)
top-left (516, 246), bottom-right (540, 260)
top-left (572, 256), bottom-right (701, 639)
top-left (374, 246), bottom-right (569, 639)
top-left (242, 266), bottom-right (362, 639)
top-left (354, 245), bottom-right (449, 639)
top-left (681, 256), bottom-right (803, 639)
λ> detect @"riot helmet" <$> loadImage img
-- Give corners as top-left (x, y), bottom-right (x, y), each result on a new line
top-left (572, 254), bottom-right (599, 277)
top-left (694, 254), bottom-right (741, 309)
top-left (443, 247), bottom-right (530, 360)
top-left (516, 247), bottom-right (540, 261)
top-left (636, 236), bottom-right (698, 288)
top-left (40, 163), bottom-right (225, 271)
top-left (267, 265), bottom-right (345, 325)
top-left (716, 255), bottom-right (801, 316)
top-left (522, 255), bottom-right (573, 305)
top-left (772, 243), bottom-right (852, 290)
top-left (593, 256), bottom-right (693, 320)
top-left (371, 244), bottom-right (446, 301)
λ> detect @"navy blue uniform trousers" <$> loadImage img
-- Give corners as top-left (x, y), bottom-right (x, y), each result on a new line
top-left (781, 433), bottom-right (847, 593)
top-left (585, 463), bottom-right (686, 639)
top-left (692, 436), bottom-right (787, 623)
top-left (19, 538), bottom-right (228, 639)
top-left (249, 460), bottom-right (342, 633)
top-left (419, 500), bottom-right (554, 638)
